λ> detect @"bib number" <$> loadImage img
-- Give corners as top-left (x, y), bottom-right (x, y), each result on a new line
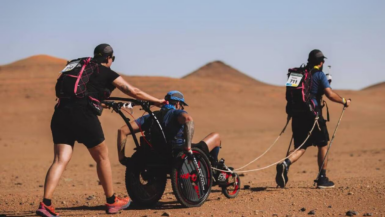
top-left (61, 60), bottom-right (80, 72)
top-left (286, 73), bottom-right (303, 87)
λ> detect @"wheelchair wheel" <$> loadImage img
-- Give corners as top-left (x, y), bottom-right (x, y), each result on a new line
top-left (221, 168), bottom-right (241, 199)
top-left (171, 147), bottom-right (212, 208)
top-left (125, 152), bottom-right (167, 207)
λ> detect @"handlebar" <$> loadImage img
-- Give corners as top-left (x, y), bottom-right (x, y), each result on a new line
top-left (102, 97), bottom-right (154, 112)
top-left (104, 97), bottom-right (168, 151)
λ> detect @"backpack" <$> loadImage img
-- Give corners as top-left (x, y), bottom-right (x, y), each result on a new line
top-left (145, 109), bottom-right (169, 148)
top-left (55, 57), bottom-right (103, 115)
top-left (285, 65), bottom-right (320, 117)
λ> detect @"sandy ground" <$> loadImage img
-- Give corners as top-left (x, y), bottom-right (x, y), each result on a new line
top-left (0, 56), bottom-right (384, 216)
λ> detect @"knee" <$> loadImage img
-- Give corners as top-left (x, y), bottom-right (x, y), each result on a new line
top-left (119, 125), bottom-right (129, 136)
top-left (211, 132), bottom-right (221, 145)
top-left (94, 150), bottom-right (110, 164)
top-left (54, 155), bottom-right (71, 166)
top-left (94, 150), bottom-right (109, 163)
top-left (210, 132), bottom-right (220, 140)
top-left (318, 145), bottom-right (328, 151)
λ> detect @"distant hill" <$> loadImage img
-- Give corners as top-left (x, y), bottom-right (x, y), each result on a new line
top-left (2, 55), bottom-right (66, 66)
top-left (0, 54), bottom-right (66, 71)
top-left (0, 55), bottom-right (68, 99)
top-left (183, 61), bottom-right (266, 85)
top-left (362, 81), bottom-right (385, 91)
top-left (0, 55), bottom-right (67, 80)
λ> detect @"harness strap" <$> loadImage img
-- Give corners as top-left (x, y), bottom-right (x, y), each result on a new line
top-left (74, 57), bottom-right (91, 95)
top-left (322, 100), bottom-right (330, 122)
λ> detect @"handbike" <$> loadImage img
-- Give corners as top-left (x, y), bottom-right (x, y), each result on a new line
top-left (103, 97), bottom-right (212, 208)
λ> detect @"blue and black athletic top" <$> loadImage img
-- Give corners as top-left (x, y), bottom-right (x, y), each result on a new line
top-left (136, 106), bottom-right (187, 147)
top-left (310, 66), bottom-right (331, 108)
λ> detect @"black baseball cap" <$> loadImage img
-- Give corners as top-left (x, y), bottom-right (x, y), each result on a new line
top-left (94, 43), bottom-right (113, 58)
top-left (308, 49), bottom-right (327, 63)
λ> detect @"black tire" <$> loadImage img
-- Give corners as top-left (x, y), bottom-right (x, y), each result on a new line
top-left (125, 151), bottom-right (167, 207)
top-left (221, 169), bottom-right (241, 199)
top-left (171, 148), bottom-right (212, 208)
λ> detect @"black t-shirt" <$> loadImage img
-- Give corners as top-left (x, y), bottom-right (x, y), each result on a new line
top-left (87, 64), bottom-right (120, 101)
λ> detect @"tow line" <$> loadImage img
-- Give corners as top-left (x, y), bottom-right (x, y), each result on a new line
top-left (213, 105), bottom-right (348, 174)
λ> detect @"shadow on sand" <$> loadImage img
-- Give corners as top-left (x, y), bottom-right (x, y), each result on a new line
top-left (56, 200), bottom-right (185, 212)
top-left (0, 211), bottom-right (36, 217)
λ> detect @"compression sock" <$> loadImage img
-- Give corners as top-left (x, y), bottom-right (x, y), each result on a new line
top-left (43, 198), bottom-right (52, 206)
top-left (284, 159), bottom-right (292, 170)
top-left (210, 147), bottom-right (220, 163)
top-left (106, 194), bottom-right (116, 204)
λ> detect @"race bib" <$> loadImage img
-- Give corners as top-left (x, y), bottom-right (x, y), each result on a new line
top-left (286, 73), bottom-right (303, 87)
top-left (61, 60), bottom-right (80, 72)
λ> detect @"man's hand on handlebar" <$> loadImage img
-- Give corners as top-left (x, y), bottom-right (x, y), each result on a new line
top-left (153, 99), bottom-right (167, 108)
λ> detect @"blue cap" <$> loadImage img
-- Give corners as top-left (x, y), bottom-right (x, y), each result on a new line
top-left (165, 90), bottom-right (188, 106)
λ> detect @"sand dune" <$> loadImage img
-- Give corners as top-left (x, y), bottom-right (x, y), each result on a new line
top-left (183, 60), bottom-right (266, 85)
top-left (362, 81), bottom-right (385, 91)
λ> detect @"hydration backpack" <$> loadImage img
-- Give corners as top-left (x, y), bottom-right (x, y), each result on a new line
top-left (56, 57), bottom-right (97, 98)
top-left (55, 57), bottom-right (103, 115)
top-left (285, 65), bottom-right (320, 117)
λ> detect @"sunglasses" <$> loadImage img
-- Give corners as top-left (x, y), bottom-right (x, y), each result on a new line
top-left (111, 56), bottom-right (115, 62)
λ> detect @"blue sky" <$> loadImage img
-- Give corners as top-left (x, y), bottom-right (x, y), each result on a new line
top-left (1, 0), bottom-right (384, 90)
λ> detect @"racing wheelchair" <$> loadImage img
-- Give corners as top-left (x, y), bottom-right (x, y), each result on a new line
top-left (103, 97), bottom-right (241, 208)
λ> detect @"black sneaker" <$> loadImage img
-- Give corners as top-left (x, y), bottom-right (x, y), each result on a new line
top-left (275, 162), bottom-right (288, 188)
top-left (317, 177), bottom-right (335, 189)
top-left (213, 159), bottom-right (231, 186)
top-left (217, 158), bottom-right (230, 171)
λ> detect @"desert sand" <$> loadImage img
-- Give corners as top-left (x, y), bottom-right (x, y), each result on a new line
top-left (0, 55), bottom-right (384, 216)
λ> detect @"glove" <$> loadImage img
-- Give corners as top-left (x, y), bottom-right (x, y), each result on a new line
top-left (185, 148), bottom-right (194, 161)
top-left (342, 98), bottom-right (351, 107)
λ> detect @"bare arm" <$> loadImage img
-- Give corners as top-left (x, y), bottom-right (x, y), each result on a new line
top-left (117, 121), bottom-right (140, 164)
top-left (178, 113), bottom-right (194, 151)
top-left (112, 76), bottom-right (165, 106)
top-left (324, 88), bottom-right (351, 107)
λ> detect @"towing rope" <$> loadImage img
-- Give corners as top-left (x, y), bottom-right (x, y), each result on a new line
top-left (212, 117), bottom-right (320, 174)
top-left (235, 116), bottom-right (292, 170)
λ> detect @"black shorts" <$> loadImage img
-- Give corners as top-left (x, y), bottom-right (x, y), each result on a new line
top-left (292, 115), bottom-right (329, 150)
top-left (192, 141), bottom-right (210, 154)
top-left (51, 104), bottom-right (105, 148)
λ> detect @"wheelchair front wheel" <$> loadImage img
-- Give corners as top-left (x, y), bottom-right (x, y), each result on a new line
top-left (171, 147), bottom-right (212, 208)
top-left (221, 169), bottom-right (241, 199)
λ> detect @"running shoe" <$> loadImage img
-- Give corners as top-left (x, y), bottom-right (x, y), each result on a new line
top-left (275, 162), bottom-right (288, 188)
top-left (36, 202), bottom-right (59, 217)
top-left (317, 177), bottom-right (335, 189)
top-left (105, 196), bottom-right (131, 214)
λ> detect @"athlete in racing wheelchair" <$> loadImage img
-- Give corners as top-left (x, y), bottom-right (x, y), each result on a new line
top-left (112, 91), bottom-right (240, 207)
